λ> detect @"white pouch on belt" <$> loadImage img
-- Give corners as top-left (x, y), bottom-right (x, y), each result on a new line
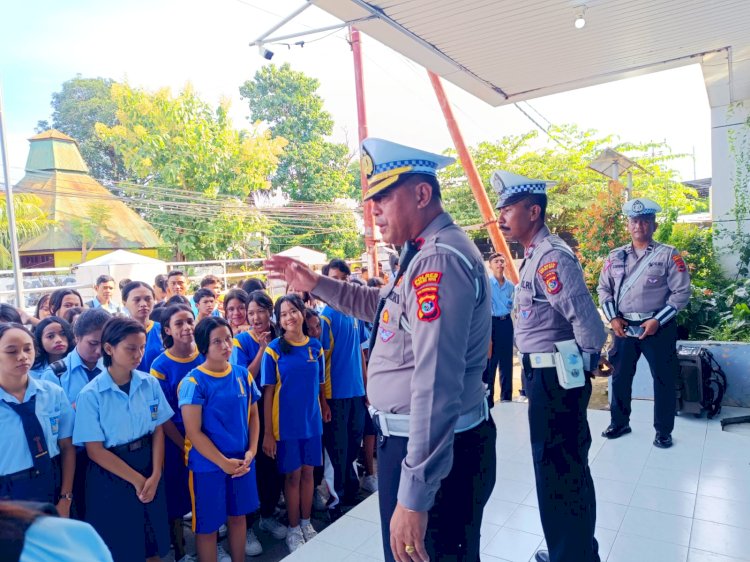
top-left (553, 339), bottom-right (586, 390)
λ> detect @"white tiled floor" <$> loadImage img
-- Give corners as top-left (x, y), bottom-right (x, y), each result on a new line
top-left (284, 401), bottom-right (750, 562)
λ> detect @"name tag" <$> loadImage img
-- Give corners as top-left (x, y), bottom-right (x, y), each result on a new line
top-left (49, 415), bottom-right (60, 435)
top-left (149, 402), bottom-right (159, 421)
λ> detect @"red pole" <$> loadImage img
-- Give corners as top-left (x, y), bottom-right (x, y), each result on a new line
top-left (351, 27), bottom-right (379, 278)
top-left (428, 71), bottom-right (519, 284)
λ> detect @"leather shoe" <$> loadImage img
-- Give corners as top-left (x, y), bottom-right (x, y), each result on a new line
top-left (601, 424), bottom-right (632, 439)
top-left (653, 432), bottom-right (673, 448)
top-left (534, 551), bottom-right (550, 562)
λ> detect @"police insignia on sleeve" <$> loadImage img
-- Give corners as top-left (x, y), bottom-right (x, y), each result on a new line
top-left (382, 309), bottom-right (390, 324)
top-left (538, 262), bottom-right (563, 295)
top-left (412, 271), bottom-right (442, 322)
top-left (672, 254), bottom-right (687, 272)
top-left (378, 326), bottom-right (395, 342)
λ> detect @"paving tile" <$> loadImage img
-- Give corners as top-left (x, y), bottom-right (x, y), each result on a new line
top-left (700, 457), bottom-right (750, 481)
top-left (698, 476), bottom-right (750, 503)
top-left (590, 458), bottom-right (644, 483)
top-left (619, 506), bottom-right (693, 546)
top-left (504, 505), bottom-right (544, 536)
top-left (483, 498), bottom-right (520, 527)
top-left (593, 477), bottom-right (636, 505)
top-left (639, 466), bottom-right (700, 494)
top-left (345, 494), bottom-right (381, 523)
top-left (315, 515), bottom-right (380, 551)
top-left (630, 484), bottom-right (697, 517)
top-left (595, 500), bottom-right (628, 531)
top-left (490, 477), bottom-right (534, 504)
top-left (694, 494), bottom-right (750, 529)
top-left (687, 549), bottom-right (749, 562)
top-left (608, 532), bottom-right (689, 562)
top-left (690, 519), bottom-right (750, 559)
top-left (354, 531), bottom-right (386, 562)
top-left (482, 527), bottom-right (543, 562)
top-left (594, 526), bottom-right (617, 560)
top-left (284, 538), bottom-right (353, 561)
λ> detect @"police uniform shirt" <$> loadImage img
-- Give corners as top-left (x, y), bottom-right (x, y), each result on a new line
top-left (0, 377), bottom-right (75, 475)
top-left (320, 306), bottom-right (367, 400)
top-left (514, 225), bottom-right (606, 357)
top-left (597, 241), bottom-right (691, 325)
top-left (39, 348), bottom-right (105, 408)
top-left (313, 211), bottom-right (491, 511)
top-left (137, 321), bottom-right (164, 374)
top-left (260, 337), bottom-right (325, 441)
top-left (73, 369), bottom-right (174, 448)
top-left (490, 277), bottom-right (515, 317)
top-left (231, 331), bottom-right (263, 369)
top-left (177, 364), bottom-right (260, 472)
top-left (150, 349), bottom-right (203, 427)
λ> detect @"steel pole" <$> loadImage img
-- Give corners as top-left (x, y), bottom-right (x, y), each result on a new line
top-left (0, 84), bottom-right (24, 307)
top-left (427, 71), bottom-right (519, 283)
top-left (350, 27), bottom-right (379, 278)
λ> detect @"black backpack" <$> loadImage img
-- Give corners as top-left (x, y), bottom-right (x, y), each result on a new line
top-left (675, 346), bottom-right (727, 419)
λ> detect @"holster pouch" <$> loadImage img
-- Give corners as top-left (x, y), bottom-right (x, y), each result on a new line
top-left (553, 339), bottom-right (586, 390)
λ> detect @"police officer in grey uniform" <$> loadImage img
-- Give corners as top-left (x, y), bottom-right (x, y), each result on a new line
top-left (493, 170), bottom-right (605, 562)
top-left (598, 198), bottom-right (691, 448)
top-left (266, 138), bottom-right (496, 562)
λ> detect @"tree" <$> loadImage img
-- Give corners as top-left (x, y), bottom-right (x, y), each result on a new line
top-left (0, 194), bottom-right (54, 268)
top-left (68, 203), bottom-right (111, 262)
top-left (95, 83), bottom-right (286, 261)
top-left (36, 75), bottom-right (125, 183)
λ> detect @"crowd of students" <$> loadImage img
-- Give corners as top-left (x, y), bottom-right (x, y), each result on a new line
top-left (0, 262), bottom-right (378, 562)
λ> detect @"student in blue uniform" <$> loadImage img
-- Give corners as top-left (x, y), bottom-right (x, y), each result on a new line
top-left (261, 294), bottom-right (325, 554)
top-left (48, 289), bottom-right (84, 318)
top-left (150, 305), bottom-right (203, 562)
top-left (223, 289), bottom-right (251, 335)
top-left (30, 316), bottom-right (75, 379)
top-left (0, 324), bottom-right (76, 516)
top-left (123, 281), bottom-right (164, 373)
top-left (179, 316), bottom-right (261, 562)
top-left (73, 316), bottom-right (173, 562)
top-left (194, 289), bottom-right (217, 323)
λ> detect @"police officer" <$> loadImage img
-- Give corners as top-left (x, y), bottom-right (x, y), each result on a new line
top-left (266, 138), bottom-right (497, 562)
top-left (598, 198), bottom-right (690, 448)
top-left (493, 170), bottom-right (605, 562)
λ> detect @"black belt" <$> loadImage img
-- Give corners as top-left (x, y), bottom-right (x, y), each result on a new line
top-left (493, 314), bottom-right (511, 320)
top-left (0, 466), bottom-right (44, 484)
top-left (109, 434), bottom-right (152, 455)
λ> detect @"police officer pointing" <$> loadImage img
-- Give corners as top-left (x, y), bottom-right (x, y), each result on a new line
top-left (266, 138), bottom-right (497, 562)
top-left (493, 170), bottom-right (605, 562)
top-left (598, 198), bottom-right (691, 448)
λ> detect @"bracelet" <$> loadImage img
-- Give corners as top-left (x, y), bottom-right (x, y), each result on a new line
top-left (59, 492), bottom-right (73, 501)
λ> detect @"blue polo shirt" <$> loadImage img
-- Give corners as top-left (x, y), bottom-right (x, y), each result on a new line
top-left (88, 298), bottom-right (124, 315)
top-left (177, 364), bottom-right (261, 473)
top-left (137, 321), bottom-right (164, 373)
top-left (490, 276), bottom-right (515, 317)
top-left (73, 369), bottom-right (173, 448)
top-left (320, 306), bottom-right (367, 400)
top-left (39, 348), bottom-right (105, 408)
top-left (0, 377), bottom-right (75, 475)
top-left (231, 331), bottom-right (263, 370)
top-left (260, 337), bottom-right (325, 441)
top-left (150, 349), bottom-right (203, 426)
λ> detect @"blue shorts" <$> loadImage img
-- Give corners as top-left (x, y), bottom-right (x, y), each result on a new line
top-left (189, 464), bottom-right (259, 534)
top-left (276, 436), bottom-right (322, 474)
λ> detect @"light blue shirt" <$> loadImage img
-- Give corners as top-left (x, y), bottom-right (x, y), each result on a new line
top-left (88, 298), bottom-right (124, 315)
top-left (40, 348), bottom-right (105, 408)
top-left (21, 516), bottom-right (114, 562)
top-left (73, 369), bottom-right (174, 448)
top-left (0, 377), bottom-right (75, 475)
top-left (490, 276), bottom-right (515, 317)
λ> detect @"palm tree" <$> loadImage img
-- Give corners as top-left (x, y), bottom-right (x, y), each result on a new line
top-left (0, 193), bottom-right (54, 268)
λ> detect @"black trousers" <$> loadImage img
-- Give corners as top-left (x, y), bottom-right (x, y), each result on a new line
top-left (525, 364), bottom-right (599, 562)
top-left (609, 321), bottom-right (678, 434)
top-left (256, 397), bottom-right (283, 518)
top-left (483, 316), bottom-right (515, 404)
top-left (376, 418), bottom-right (496, 562)
top-left (323, 396), bottom-right (366, 505)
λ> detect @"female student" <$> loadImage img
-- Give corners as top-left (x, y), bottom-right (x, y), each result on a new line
top-left (150, 304), bottom-right (203, 562)
top-left (48, 289), bottom-right (84, 318)
top-left (73, 317), bottom-right (173, 562)
top-left (122, 281), bottom-right (164, 373)
top-left (261, 294), bottom-right (326, 553)
top-left (30, 316), bottom-right (75, 379)
top-left (179, 316), bottom-right (261, 562)
top-left (223, 289), bottom-right (250, 335)
top-left (0, 324), bottom-right (76, 517)
top-left (35, 294), bottom-right (52, 322)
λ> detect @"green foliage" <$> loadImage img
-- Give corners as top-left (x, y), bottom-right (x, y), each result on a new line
top-left (687, 279), bottom-right (750, 343)
top-left (36, 75), bottom-right (125, 183)
top-left (68, 203), bottom-right (111, 262)
top-left (96, 83), bottom-right (286, 260)
top-left (0, 194), bottom-right (54, 268)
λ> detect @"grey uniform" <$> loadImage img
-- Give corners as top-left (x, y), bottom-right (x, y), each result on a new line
top-left (515, 225), bottom-right (605, 562)
top-left (313, 211), bottom-right (496, 561)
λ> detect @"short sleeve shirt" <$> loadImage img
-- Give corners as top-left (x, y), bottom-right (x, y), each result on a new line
top-left (150, 349), bottom-right (203, 426)
top-left (320, 306), bottom-right (367, 399)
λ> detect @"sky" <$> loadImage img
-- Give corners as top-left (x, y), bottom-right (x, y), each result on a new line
top-left (0, 0), bottom-right (713, 186)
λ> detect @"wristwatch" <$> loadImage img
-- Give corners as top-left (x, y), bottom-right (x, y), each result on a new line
top-left (59, 492), bottom-right (73, 501)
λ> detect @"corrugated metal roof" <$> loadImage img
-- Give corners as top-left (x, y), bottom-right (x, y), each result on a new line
top-left (313, 0), bottom-right (750, 106)
top-left (25, 129), bottom-right (89, 173)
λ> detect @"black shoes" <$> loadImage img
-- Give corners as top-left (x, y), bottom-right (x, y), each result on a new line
top-left (534, 551), bottom-right (550, 562)
top-left (653, 432), bottom-right (673, 448)
top-left (601, 424), bottom-right (632, 439)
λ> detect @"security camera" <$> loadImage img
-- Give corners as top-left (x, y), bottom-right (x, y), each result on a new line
top-left (257, 44), bottom-right (274, 60)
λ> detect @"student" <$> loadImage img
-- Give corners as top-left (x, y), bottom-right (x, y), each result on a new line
top-left (261, 294), bottom-right (326, 553)
top-left (232, 291), bottom-right (287, 552)
top-left (123, 281), bottom-right (164, 374)
top-left (62, 307), bottom-right (84, 328)
top-left (179, 316), bottom-right (261, 562)
top-left (73, 317), bottom-right (173, 562)
top-left (150, 305), bottom-right (203, 562)
top-left (30, 316), bottom-right (75, 379)
top-left (223, 289), bottom-right (250, 335)
top-left (200, 275), bottom-right (223, 298)
top-left (0, 303), bottom-right (23, 324)
top-left (166, 270), bottom-right (189, 298)
top-left (0, 323), bottom-right (76, 515)
top-left (87, 275), bottom-right (122, 314)
top-left (48, 289), bottom-right (84, 318)
top-left (240, 278), bottom-right (266, 295)
top-left (193, 289), bottom-right (216, 322)
top-left (35, 294), bottom-right (52, 322)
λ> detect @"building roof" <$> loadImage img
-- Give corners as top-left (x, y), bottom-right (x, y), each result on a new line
top-left (25, 129), bottom-right (89, 174)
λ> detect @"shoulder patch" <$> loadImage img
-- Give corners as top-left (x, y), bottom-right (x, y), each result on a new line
top-left (412, 271), bottom-right (442, 289)
top-left (542, 271), bottom-right (563, 295)
top-left (537, 262), bottom-right (558, 276)
top-left (672, 254), bottom-right (687, 272)
top-left (415, 286), bottom-right (441, 322)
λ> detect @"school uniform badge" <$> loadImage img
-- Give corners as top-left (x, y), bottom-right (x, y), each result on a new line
top-left (412, 271), bottom-right (442, 322)
top-left (150, 403), bottom-right (159, 421)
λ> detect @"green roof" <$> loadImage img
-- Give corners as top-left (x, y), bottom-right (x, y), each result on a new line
top-left (25, 129), bottom-right (89, 174)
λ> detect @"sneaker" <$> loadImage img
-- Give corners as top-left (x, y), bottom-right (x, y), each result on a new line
top-left (177, 555), bottom-right (198, 562)
top-left (285, 527), bottom-right (305, 553)
top-left (361, 474), bottom-right (378, 493)
top-left (217, 544), bottom-right (231, 562)
top-left (301, 520), bottom-right (317, 541)
top-left (259, 516), bottom-right (288, 540)
top-left (245, 529), bottom-right (263, 556)
top-left (313, 489), bottom-right (328, 511)
top-left (182, 511), bottom-right (192, 521)
top-left (218, 524), bottom-right (228, 539)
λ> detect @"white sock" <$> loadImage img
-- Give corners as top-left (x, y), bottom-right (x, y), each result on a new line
top-left (300, 518), bottom-right (310, 526)
top-left (289, 525), bottom-right (300, 532)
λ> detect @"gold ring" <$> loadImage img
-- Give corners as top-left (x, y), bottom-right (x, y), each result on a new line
top-left (405, 545), bottom-right (416, 554)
